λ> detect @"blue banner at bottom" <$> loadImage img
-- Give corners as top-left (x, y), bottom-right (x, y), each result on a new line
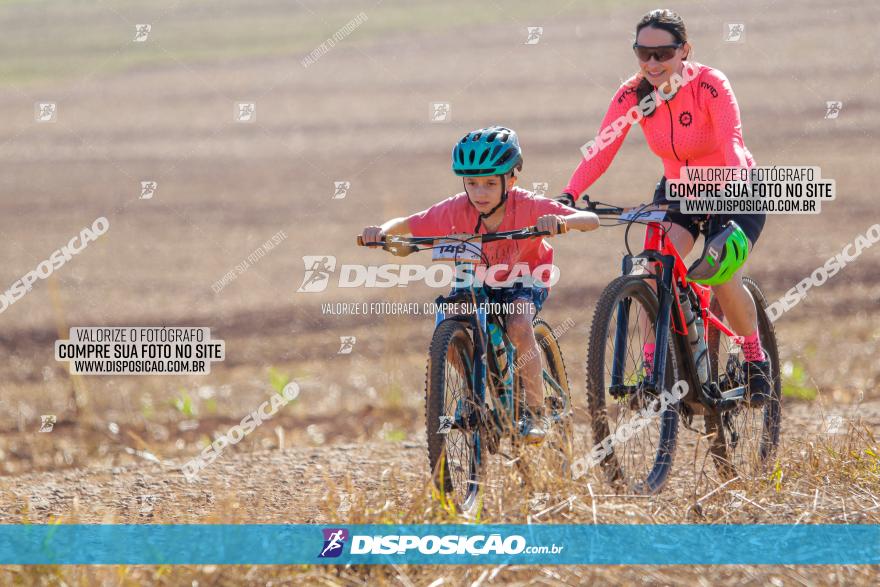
top-left (0, 524), bottom-right (877, 565)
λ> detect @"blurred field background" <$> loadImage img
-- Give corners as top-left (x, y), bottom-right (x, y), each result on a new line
top-left (0, 0), bottom-right (878, 584)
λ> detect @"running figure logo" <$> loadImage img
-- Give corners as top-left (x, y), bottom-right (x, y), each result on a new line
top-left (437, 415), bottom-right (453, 435)
top-left (337, 336), bottom-right (356, 354)
top-left (236, 102), bottom-right (256, 122)
top-left (430, 102), bottom-right (451, 122)
top-left (524, 27), bottom-right (543, 45)
top-left (724, 23), bottom-right (745, 42)
top-left (140, 181), bottom-right (157, 200)
top-left (824, 101), bottom-right (843, 119)
top-left (532, 182), bottom-right (548, 197)
top-left (332, 181), bottom-right (350, 199)
top-left (297, 256), bottom-right (337, 293)
top-left (318, 528), bottom-right (349, 558)
top-left (39, 415), bottom-right (56, 433)
top-left (134, 24), bottom-right (151, 42)
top-left (36, 102), bottom-right (57, 122)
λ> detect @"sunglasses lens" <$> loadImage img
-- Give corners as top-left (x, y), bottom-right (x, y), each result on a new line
top-left (634, 46), bottom-right (677, 62)
top-left (655, 48), bottom-right (677, 61)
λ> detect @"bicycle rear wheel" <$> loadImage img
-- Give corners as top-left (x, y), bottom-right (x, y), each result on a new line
top-left (585, 275), bottom-right (681, 494)
top-left (425, 319), bottom-right (484, 513)
top-left (705, 276), bottom-right (782, 479)
top-left (530, 318), bottom-right (574, 471)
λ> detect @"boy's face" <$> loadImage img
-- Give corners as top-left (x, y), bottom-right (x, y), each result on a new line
top-left (463, 173), bottom-right (517, 215)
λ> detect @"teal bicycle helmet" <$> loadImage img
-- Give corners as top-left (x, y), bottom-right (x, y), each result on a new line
top-left (452, 126), bottom-right (523, 176)
top-left (452, 126), bottom-right (523, 231)
top-left (687, 221), bottom-right (750, 286)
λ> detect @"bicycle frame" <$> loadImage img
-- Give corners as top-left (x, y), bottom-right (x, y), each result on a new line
top-left (611, 219), bottom-right (744, 408)
top-left (644, 221), bottom-right (743, 343)
top-left (433, 286), bottom-right (491, 430)
top-left (435, 284), bottom-right (563, 436)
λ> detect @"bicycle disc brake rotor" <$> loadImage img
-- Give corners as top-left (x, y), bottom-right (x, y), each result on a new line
top-left (625, 384), bottom-right (659, 411)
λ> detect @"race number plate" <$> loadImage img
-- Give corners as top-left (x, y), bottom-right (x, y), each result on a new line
top-left (431, 236), bottom-right (483, 263)
top-left (619, 209), bottom-right (667, 223)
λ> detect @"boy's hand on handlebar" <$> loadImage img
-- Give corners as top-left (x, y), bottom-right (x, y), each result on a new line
top-left (361, 226), bottom-right (385, 247)
top-left (536, 214), bottom-right (568, 235)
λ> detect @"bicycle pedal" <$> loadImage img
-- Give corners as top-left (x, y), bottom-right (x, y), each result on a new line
top-left (719, 384), bottom-right (746, 401)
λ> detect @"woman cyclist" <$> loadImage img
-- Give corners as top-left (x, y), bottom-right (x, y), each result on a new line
top-left (556, 9), bottom-right (771, 404)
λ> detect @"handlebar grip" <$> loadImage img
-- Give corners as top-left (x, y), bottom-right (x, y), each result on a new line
top-left (358, 235), bottom-right (388, 246)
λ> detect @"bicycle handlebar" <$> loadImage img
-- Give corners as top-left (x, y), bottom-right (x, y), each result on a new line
top-left (587, 203), bottom-right (626, 217)
top-left (356, 223), bottom-right (566, 248)
top-left (560, 197), bottom-right (673, 221)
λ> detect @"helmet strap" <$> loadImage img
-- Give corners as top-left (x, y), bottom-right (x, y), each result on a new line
top-left (470, 174), bottom-right (509, 233)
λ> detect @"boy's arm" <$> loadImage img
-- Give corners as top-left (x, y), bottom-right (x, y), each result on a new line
top-left (361, 217), bottom-right (410, 246)
top-left (534, 198), bottom-right (600, 234)
top-left (362, 194), bottom-right (460, 244)
top-left (560, 210), bottom-right (600, 232)
top-left (379, 216), bottom-right (411, 235)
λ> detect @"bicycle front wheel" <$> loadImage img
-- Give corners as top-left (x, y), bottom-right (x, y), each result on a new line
top-left (425, 319), bottom-right (484, 514)
top-left (585, 275), bottom-right (681, 494)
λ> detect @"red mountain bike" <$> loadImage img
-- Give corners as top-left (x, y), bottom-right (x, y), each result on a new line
top-left (582, 202), bottom-right (781, 494)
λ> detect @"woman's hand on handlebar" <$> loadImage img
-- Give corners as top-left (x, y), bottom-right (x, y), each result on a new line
top-left (555, 192), bottom-right (594, 209)
top-left (554, 193), bottom-right (576, 208)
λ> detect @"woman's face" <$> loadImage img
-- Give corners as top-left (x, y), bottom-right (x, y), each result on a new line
top-left (635, 26), bottom-right (689, 89)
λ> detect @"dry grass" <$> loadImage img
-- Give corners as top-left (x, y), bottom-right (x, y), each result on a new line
top-left (1, 415), bottom-right (877, 584)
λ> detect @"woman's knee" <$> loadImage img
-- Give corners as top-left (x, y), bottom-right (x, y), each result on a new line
top-left (711, 268), bottom-right (745, 296)
top-left (646, 223), bottom-right (695, 280)
top-left (667, 223), bottom-right (696, 255)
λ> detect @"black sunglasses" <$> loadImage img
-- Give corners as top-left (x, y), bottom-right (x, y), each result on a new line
top-left (632, 42), bottom-right (683, 62)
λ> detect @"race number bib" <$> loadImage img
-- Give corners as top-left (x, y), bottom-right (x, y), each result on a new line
top-left (431, 236), bottom-right (483, 263)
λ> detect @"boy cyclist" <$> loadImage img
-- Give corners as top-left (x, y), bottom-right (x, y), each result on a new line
top-left (361, 126), bottom-right (599, 442)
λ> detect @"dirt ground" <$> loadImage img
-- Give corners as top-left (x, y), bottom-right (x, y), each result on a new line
top-left (0, 0), bottom-right (879, 584)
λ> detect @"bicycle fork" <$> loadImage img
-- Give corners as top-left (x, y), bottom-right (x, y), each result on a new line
top-left (610, 254), bottom-right (676, 397)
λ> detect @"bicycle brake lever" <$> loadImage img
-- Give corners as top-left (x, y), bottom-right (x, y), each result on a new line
top-left (384, 240), bottom-right (419, 257)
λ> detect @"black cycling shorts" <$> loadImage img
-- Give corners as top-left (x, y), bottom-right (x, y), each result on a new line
top-left (652, 176), bottom-right (766, 245)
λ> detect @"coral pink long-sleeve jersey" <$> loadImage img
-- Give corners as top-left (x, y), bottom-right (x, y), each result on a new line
top-left (564, 62), bottom-right (755, 199)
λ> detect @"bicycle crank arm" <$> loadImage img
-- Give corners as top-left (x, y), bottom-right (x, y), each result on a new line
top-left (699, 381), bottom-right (747, 411)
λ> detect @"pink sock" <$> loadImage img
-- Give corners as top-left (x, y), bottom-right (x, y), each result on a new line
top-left (643, 342), bottom-right (656, 373)
top-left (742, 332), bottom-right (765, 362)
